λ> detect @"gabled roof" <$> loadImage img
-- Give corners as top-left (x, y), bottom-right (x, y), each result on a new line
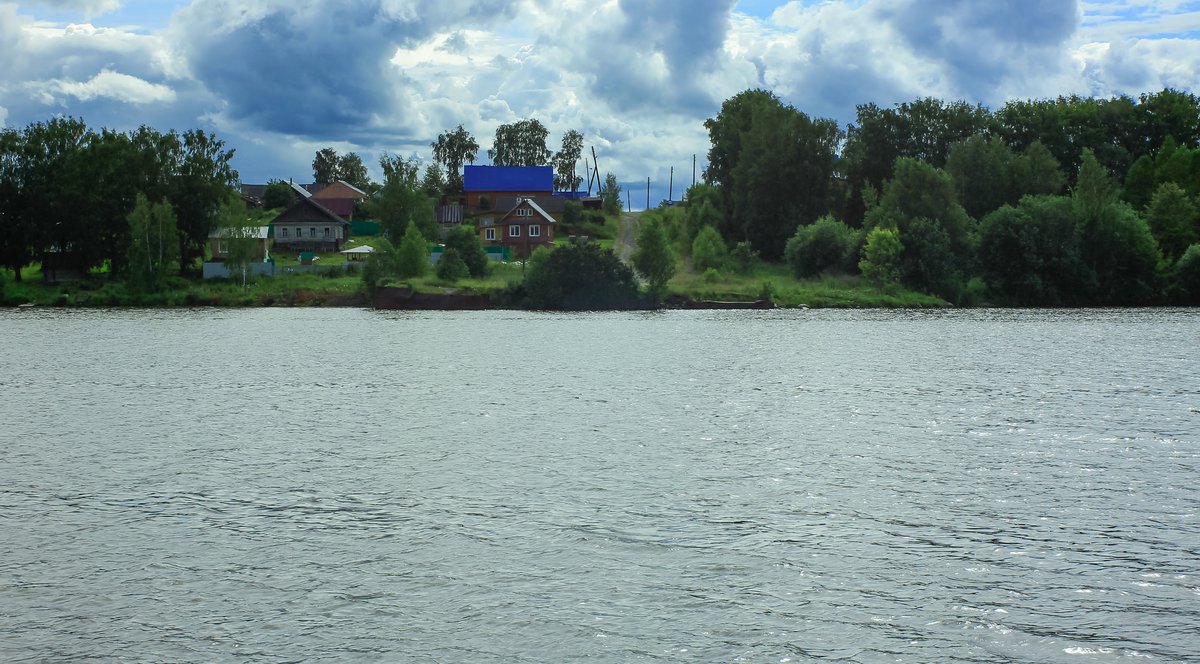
top-left (464, 165), bottom-right (553, 192)
top-left (495, 195), bottom-right (566, 213)
top-left (270, 196), bottom-right (349, 226)
top-left (499, 199), bottom-right (556, 225)
top-left (312, 180), bottom-right (368, 199)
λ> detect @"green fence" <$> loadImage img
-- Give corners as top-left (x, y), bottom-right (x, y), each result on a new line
top-left (350, 220), bottom-right (381, 236)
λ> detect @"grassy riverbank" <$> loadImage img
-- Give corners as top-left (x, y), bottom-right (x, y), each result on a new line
top-left (2, 261), bottom-right (942, 309)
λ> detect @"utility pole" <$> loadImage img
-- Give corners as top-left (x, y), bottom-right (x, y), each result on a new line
top-left (669, 166), bottom-right (674, 203)
top-left (692, 154), bottom-right (696, 191)
top-left (646, 177), bottom-right (650, 210)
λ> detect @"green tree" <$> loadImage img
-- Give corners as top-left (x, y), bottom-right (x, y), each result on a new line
top-left (704, 89), bottom-right (841, 257)
top-left (336, 152), bottom-right (370, 190)
top-left (263, 179), bottom-right (296, 210)
top-left (127, 193), bottom-right (180, 291)
top-left (1023, 140), bottom-right (1067, 196)
top-left (489, 119), bottom-right (551, 167)
top-left (0, 127), bottom-right (22, 280)
top-left (858, 227), bottom-right (904, 289)
top-left (522, 242), bottom-right (639, 309)
top-left (215, 194), bottom-right (258, 290)
top-left (632, 216), bottom-right (675, 296)
top-left (312, 147), bottom-right (339, 185)
top-left (1122, 154), bottom-right (1157, 211)
top-left (601, 172), bottom-right (622, 215)
top-left (171, 129), bottom-right (239, 275)
top-left (691, 225), bottom-right (727, 272)
top-left (784, 215), bottom-right (859, 278)
top-left (552, 129), bottom-right (584, 191)
top-left (683, 198), bottom-right (722, 252)
top-left (443, 223), bottom-right (488, 278)
top-left (366, 155), bottom-right (437, 242)
top-left (978, 196), bottom-right (1086, 305)
top-left (432, 125), bottom-right (480, 193)
top-left (1145, 182), bottom-right (1199, 261)
top-left (1175, 243), bottom-right (1200, 304)
top-left (1081, 203), bottom-right (1161, 304)
top-left (395, 221), bottom-right (429, 279)
top-left (867, 157), bottom-right (975, 298)
top-left (421, 163), bottom-right (446, 199)
top-left (435, 247), bottom-right (470, 281)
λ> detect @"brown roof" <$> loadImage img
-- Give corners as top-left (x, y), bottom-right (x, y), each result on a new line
top-left (269, 196), bottom-right (348, 227)
top-left (312, 180), bottom-right (368, 199)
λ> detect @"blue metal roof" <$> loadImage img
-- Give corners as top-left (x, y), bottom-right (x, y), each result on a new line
top-left (464, 165), bottom-right (553, 192)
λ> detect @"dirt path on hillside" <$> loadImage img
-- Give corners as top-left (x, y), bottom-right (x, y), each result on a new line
top-left (614, 211), bottom-right (641, 264)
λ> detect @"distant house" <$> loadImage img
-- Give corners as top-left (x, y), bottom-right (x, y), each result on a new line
top-left (208, 226), bottom-right (271, 261)
top-left (269, 197), bottom-right (349, 252)
top-left (477, 198), bottom-right (556, 258)
top-left (464, 165), bottom-right (553, 213)
top-left (240, 181), bottom-right (313, 209)
top-left (311, 180), bottom-right (368, 220)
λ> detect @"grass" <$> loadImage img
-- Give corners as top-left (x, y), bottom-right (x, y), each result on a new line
top-left (664, 261), bottom-right (945, 308)
top-left (3, 239), bottom-right (943, 309)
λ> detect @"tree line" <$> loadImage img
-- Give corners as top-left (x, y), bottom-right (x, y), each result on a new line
top-left (667, 88), bottom-right (1200, 305)
top-left (0, 117), bottom-right (238, 282)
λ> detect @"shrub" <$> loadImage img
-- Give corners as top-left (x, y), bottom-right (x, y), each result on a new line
top-left (784, 216), bottom-right (859, 278)
top-left (443, 223), bottom-right (488, 277)
top-left (436, 247), bottom-right (470, 281)
top-left (1176, 244), bottom-right (1200, 304)
top-left (523, 242), bottom-right (639, 309)
top-left (396, 221), bottom-right (429, 279)
top-left (692, 225), bottom-right (727, 272)
top-left (702, 267), bottom-right (721, 283)
top-left (859, 227), bottom-right (903, 289)
top-left (729, 241), bottom-right (759, 275)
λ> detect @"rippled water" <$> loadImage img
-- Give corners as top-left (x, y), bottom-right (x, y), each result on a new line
top-left (1, 308), bottom-right (1198, 662)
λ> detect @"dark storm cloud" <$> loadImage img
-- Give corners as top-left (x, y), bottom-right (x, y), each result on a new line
top-left (172, 0), bottom-right (516, 141)
top-left (878, 0), bottom-right (1080, 98)
top-left (571, 0), bottom-right (737, 116)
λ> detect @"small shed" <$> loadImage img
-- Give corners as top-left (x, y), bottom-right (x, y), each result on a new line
top-left (340, 245), bottom-right (375, 262)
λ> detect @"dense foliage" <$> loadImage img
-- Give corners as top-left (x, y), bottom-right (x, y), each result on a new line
top-left (520, 243), bottom-right (639, 309)
top-left (692, 87), bottom-right (1200, 305)
top-left (0, 118), bottom-right (237, 281)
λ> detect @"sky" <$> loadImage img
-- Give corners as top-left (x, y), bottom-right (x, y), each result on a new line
top-left (3, 0), bottom-right (1200, 208)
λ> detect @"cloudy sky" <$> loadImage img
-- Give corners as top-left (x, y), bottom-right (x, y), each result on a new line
top-left (3, 0), bottom-right (1200, 207)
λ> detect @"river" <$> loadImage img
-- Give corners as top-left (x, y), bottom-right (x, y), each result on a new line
top-left (1, 307), bottom-right (1197, 662)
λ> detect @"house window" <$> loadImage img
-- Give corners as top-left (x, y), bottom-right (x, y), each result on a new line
top-left (324, 227), bottom-right (330, 238)
top-left (485, 228), bottom-right (496, 241)
top-left (281, 227), bottom-right (289, 238)
top-left (516, 207), bottom-right (532, 217)
top-left (509, 225), bottom-right (521, 238)
top-left (310, 227), bottom-right (316, 238)
top-left (528, 225), bottom-right (541, 237)
top-left (218, 240), bottom-right (230, 254)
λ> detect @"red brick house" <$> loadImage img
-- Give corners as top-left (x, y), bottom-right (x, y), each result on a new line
top-left (478, 198), bottom-right (556, 258)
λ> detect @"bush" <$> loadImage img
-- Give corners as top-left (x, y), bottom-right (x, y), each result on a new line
top-left (396, 221), bottom-right (429, 279)
top-left (563, 200), bottom-right (583, 225)
top-left (702, 267), bottom-right (721, 283)
top-left (436, 247), bottom-right (470, 281)
top-left (523, 243), bottom-right (639, 309)
top-left (692, 225), bottom-right (727, 272)
top-left (1176, 244), bottom-right (1200, 304)
top-left (784, 216), bottom-right (859, 278)
top-left (859, 227), bottom-right (903, 289)
top-left (443, 223), bottom-right (488, 277)
top-left (729, 241), bottom-right (759, 274)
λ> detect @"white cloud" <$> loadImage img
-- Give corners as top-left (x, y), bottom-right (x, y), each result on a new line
top-left (26, 68), bottom-right (176, 105)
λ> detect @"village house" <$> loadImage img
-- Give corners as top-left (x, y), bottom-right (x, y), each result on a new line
top-left (464, 165), bottom-right (553, 212)
top-left (310, 180), bottom-right (368, 220)
top-left (208, 226), bottom-right (271, 261)
top-left (269, 196), bottom-right (349, 253)
top-left (478, 197), bottom-right (556, 258)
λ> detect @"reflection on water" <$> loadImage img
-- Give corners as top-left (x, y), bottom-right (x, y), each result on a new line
top-left (1, 308), bottom-right (1198, 662)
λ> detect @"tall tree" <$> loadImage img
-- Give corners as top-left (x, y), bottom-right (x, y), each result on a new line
top-left (489, 119), bottom-right (551, 167)
top-left (366, 154), bottom-right (437, 242)
top-left (552, 129), bottom-right (584, 192)
top-left (335, 152), bottom-right (370, 190)
top-left (172, 129), bottom-right (238, 274)
top-left (432, 125), bottom-right (480, 194)
top-left (0, 127), bottom-right (29, 280)
top-left (632, 216), bottom-right (676, 296)
top-left (126, 194), bottom-right (180, 291)
top-left (1145, 182), bottom-right (1199, 261)
top-left (313, 147), bottom-right (339, 186)
top-left (215, 194), bottom-right (257, 290)
top-left (601, 173), bottom-right (622, 215)
top-left (705, 89), bottom-right (841, 257)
